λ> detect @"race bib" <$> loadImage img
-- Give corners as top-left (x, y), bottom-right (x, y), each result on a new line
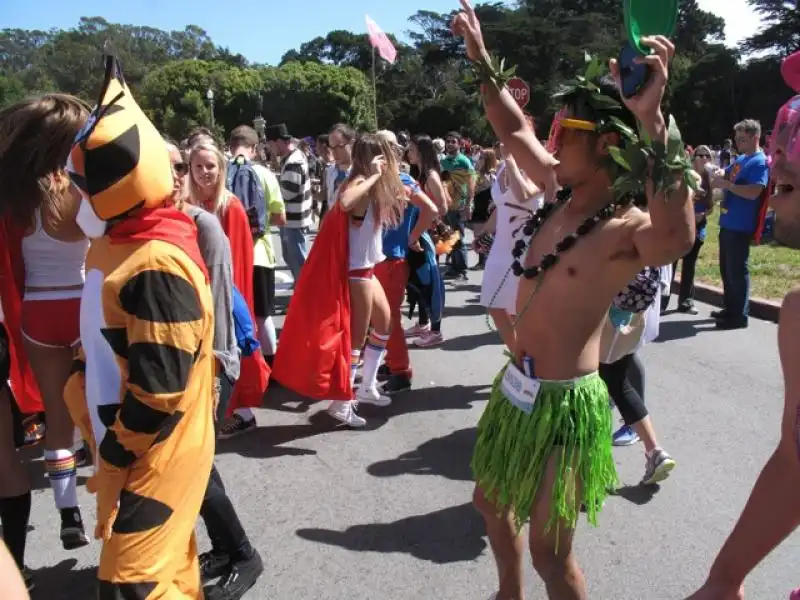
top-left (501, 362), bottom-right (541, 414)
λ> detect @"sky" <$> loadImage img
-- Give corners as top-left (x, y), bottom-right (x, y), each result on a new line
top-left (1, 0), bottom-right (764, 66)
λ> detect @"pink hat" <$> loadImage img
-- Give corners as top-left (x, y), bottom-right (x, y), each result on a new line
top-left (782, 50), bottom-right (800, 93)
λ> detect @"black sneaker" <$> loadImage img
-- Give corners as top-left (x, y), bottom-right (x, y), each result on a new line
top-left (60, 507), bottom-right (89, 550)
top-left (205, 550), bottom-right (264, 600)
top-left (22, 566), bottom-right (35, 592)
top-left (382, 375), bottom-right (412, 396)
top-left (199, 550), bottom-right (230, 583)
top-left (677, 300), bottom-right (698, 315)
top-left (74, 443), bottom-right (91, 467)
top-left (376, 364), bottom-right (391, 383)
top-left (711, 309), bottom-right (728, 319)
top-left (218, 414), bottom-right (257, 440)
top-left (715, 317), bottom-right (748, 330)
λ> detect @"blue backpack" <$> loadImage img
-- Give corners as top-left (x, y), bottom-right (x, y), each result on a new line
top-left (226, 156), bottom-right (267, 239)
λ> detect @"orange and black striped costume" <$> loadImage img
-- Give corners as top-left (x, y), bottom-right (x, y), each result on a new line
top-left (63, 56), bottom-right (215, 599)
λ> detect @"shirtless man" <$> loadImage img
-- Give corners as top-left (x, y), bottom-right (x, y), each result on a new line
top-left (452, 2), bottom-right (695, 599)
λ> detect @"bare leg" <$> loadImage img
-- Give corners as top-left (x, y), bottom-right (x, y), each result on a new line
top-left (631, 416), bottom-right (659, 453)
top-left (22, 340), bottom-right (75, 451)
top-left (528, 454), bottom-right (586, 600)
top-left (490, 308), bottom-right (516, 351)
top-left (472, 485), bottom-right (525, 600)
top-left (686, 288), bottom-right (800, 599)
top-left (349, 279), bottom-right (375, 350)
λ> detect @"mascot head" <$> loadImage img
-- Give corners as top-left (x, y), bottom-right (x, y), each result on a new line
top-left (67, 55), bottom-right (173, 238)
top-left (769, 51), bottom-right (800, 206)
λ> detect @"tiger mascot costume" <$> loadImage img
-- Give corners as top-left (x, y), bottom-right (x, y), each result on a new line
top-left (63, 55), bottom-right (215, 599)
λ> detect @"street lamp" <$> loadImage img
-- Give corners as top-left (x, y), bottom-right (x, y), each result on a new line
top-left (206, 88), bottom-right (215, 130)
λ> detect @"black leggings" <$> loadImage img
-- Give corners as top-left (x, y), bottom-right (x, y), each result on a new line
top-left (599, 353), bottom-right (648, 427)
top-left (200, 377), bottom-right (251, 560)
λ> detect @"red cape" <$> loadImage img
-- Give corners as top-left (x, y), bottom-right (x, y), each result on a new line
top-left (0, 217), bottom-right (44, 414)
top-left (218, 198), bottom-right (269, 412)
top-left (219, 197), bottom-right (255, 321)
top-left (752, 183), bottom-right (772, 245)
top-left (227, 352), bottom-right (270, 416)
top-left (272, 205), bottom-right (352, 401)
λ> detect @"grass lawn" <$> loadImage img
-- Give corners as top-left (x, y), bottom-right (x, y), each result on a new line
top-left (694, 217), bottom-right (800, 302)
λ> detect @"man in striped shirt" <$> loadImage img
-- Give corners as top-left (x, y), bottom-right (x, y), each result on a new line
top-left (265, 124), bottom-right (312, 281)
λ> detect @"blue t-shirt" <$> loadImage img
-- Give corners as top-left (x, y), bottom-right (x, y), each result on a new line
top-left (719, 151), bottom-right (769, 233)
top-left (382, 173), bottom-right (421, 259)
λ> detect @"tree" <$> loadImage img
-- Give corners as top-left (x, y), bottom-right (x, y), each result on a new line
top-left (744, 0), bottom-right (800, 56)
top-left (0, 4), bottom-right (792, 145)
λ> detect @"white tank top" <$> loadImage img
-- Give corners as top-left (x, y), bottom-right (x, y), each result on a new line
top-left (486, 163), bottom-right (544, 267)
top-left (22, 209), bottom-right (89, 296)
top-left (348, 203), bottom-right (385, 271)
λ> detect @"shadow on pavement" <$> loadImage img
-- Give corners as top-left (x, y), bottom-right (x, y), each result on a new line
top-left (296, 502), bottom-right (487, 564)
top-left (30, 558), bottom-right (96, 600)
top-left (443, 303), bottom-right (490, 318)
top-left (216, 418), bottom-right (323, 460)
top-left (264, 382), bottom-right (315, 415)
top-left (654, 318), bottom-right (717, 343)
top-left (380, 384), bottom-right (490, 418)
top-left (440, 330), bottom-right (502, 352)
top-left (612, 483), bottom-right (660, 506)
top-left (367, 428), bottom-right (476, 482)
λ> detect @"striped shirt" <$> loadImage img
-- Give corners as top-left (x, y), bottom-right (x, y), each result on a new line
top-left (280, 148), bottom-right (313, 229)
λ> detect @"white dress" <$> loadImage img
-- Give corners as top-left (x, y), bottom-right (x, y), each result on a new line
top-left (479, 163), bottom-right (544, 314)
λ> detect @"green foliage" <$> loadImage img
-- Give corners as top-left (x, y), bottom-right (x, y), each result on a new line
top-left (0, 1), bottom-right (793, 145)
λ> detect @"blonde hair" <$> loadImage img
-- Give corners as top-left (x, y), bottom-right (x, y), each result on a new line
top-left (480, 149), bottom-right (498, 175)
top-left (0, 94), bottom-right (90, 228)
top-left (187, 142), bottom-right (231, 216)
top-left (348, 133), bottom-right (404, 228)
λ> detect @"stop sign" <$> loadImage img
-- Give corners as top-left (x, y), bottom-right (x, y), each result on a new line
top-left (507, 77), bottom-right (530, 109)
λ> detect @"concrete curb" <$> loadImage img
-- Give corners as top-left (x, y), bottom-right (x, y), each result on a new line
top-left (670, 277), bottom-right (782, 323)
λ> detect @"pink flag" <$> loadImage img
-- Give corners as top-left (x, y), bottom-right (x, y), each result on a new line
top-left (365, 15), bottom-right (397, 64)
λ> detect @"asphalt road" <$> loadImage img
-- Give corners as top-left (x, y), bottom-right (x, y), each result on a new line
top-left (19, 238), bottom-right (798, 600)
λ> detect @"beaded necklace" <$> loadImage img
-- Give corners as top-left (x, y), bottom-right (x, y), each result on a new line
top-left (484, 187), bottom-right (633, 331)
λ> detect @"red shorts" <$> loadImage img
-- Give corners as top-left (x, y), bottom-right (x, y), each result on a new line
top-left (348, 267), bottom-right (375, 281)
top-left (21, 298), bottom-right (81, 348)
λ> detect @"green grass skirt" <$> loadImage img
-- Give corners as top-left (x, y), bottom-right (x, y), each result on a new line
top-left (471, 364), bottom-right (617, 536)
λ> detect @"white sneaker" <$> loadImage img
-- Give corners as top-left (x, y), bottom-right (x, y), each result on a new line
top-left (404, 323), bottom-right (430, 338)
top-left (356, 386), bottom-right (391, 407)
top-left (327, 401), bottom-right (366, 427)
top-left (414, 331), bottom-right (444, 348)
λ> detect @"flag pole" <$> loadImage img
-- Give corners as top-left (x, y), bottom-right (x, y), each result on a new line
top-left (372, 45), bottom-right (378, 130)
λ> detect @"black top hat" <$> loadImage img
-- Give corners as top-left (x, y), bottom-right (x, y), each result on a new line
top-left (265, 123), bottom-right (291, 141)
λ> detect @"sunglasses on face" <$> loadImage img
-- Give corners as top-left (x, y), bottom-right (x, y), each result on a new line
top-left (172, 162), bottom-right (188, 175)
top-left (695, 154), bottom-right (711, 159)
top-left (545, 108), bottom-right (597, 153)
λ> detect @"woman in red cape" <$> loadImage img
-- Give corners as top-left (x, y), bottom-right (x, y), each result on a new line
top-left (187, 142), bottom-right (269, 438)
top-left (274, 133), bottom-right (407, 428)
top-left (273, 203), bottom-right (353, 403)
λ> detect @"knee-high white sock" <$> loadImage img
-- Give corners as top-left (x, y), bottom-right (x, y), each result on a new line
top-left (44, 449), bottom-right (78, 509)
top-left (349, 350), bottom-right (362, 388)
top-left (256, 316), bottom-right (277, 356)
top-left (361, 331), bottom-right (389, 390)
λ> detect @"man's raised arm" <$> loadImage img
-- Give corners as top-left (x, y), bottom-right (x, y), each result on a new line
top-left (452, 0), bottom-right (556, 188)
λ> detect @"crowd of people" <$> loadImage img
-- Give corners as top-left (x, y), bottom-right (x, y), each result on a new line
top-left (0, 1), bottom-right (798, 599)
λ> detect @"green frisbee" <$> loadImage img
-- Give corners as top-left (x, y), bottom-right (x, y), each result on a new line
top-left (624, 0), bottom-right (679, 55)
